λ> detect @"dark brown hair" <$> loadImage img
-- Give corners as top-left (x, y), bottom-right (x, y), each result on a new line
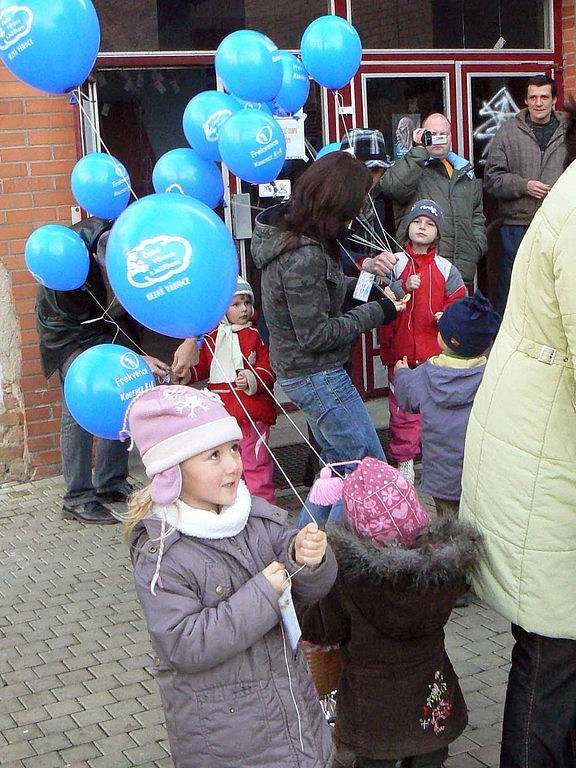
top-left (526, 74), bottom-right (557, 99)
top-left (564, 97), bottom-right (576, 170)
top-left (279, 152), bottom-right (372, 257)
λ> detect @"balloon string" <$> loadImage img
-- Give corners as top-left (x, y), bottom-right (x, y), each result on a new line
top-left (201, 339), bottom-right (319, 525)
top-left (74, 88), bottom-right (140, 202)
top-left (83, 287), bottom-right (150, 358)
top-left (201, 335), bottom-right (344, 481)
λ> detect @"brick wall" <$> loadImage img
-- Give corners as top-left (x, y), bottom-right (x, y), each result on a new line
top-left (563, 0), bottom-right (576, 96)
top-left (0, 65), bottom-right (77, 482)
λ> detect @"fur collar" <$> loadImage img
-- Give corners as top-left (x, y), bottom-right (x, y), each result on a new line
top-left (328, 517), bottom-right (482, 587)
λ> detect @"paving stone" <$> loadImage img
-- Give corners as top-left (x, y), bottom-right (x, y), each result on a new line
top-left (4, 722), bottom-right (44, 743)
top-left (29, 732), bottom-right (73, 755)
top-left (93, 733), bottom-right (138, 754)
top-left (124, 742), bottom-right (170, 765)
top-left (67, 724), bottom-right (108, 746)
top-left (1, 740), bottom-right (37, 762)
top-left (58, 743), bottom-right (102, 763)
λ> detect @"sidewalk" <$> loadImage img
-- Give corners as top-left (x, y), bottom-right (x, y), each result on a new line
top-left (0, 436), bottom-right (511, 768)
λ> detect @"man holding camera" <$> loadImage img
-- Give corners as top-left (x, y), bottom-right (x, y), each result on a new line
top-left (381, 113), bottom-right (487, 288)
top-left (484, 75), bottom-right (568, 315)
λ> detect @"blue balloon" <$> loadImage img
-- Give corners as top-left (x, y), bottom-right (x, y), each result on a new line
top-left (71, 152), bottom-right (131, 220)
top-left (25, 224), bottom-right (89, 290)
top-left (219, 111), bottom-right (286, 184)
top-left (152, 148), bottom-right (224, 209)
top-left (273, 52), bottom-right (310, 115)
top-left (300, 16), bottom-right (362, 90)
top-left (0, 0), bottom-right (100, 94)
top-left (64, 345), bottom-right (155, 440)
top-left (106, 193), bottom-right (238, 338)
top-left (183, 91), bottom-right (240, 162)
top-left (215, 30), bottom-right (282, 103)
top-left (316, 142), bottom-right (342, 160)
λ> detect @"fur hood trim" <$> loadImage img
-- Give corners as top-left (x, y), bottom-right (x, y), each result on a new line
top-left (328, 517), bottom-right (483, 587)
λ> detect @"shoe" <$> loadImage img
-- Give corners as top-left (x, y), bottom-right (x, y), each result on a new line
top-left (62, 500), bottom-right (120, 524)
top-left (397, 459), bottom-right (415, 484)
top-left (96, 484), bottom-right (133, 504)
top-left (455, 589), bottom-right (472, 608)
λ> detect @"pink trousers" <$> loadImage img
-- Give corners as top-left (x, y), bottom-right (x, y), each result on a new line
top-left (240, 422), bottom-right (277, 504)
top-left (387, 366), bottom-right (421, 463)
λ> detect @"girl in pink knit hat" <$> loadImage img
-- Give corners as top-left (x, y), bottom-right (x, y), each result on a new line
top-left (123, 385), bottom-right (337, 768)
top-left (300, 457), bottom-right (482, 768)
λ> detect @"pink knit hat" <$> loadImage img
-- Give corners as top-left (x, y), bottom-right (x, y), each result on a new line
top-left (343, 458), bottom-right (430, 545)
top-left (126, 386), bottom-right (242, 504)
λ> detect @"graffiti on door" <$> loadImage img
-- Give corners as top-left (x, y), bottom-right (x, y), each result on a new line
top-left (473, 87), bottom-right (520, 163)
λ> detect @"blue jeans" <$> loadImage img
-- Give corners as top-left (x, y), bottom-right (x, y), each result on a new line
top-left (59, 354), bottom-right (130, 508)
top-left (500, 624), bottom-right (576, 768)
top-left (497, 225), bottom-right (528, 316)
top-left (278, 368), bottom-right (385, 528)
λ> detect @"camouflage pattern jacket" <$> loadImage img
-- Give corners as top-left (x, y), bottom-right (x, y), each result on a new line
top-left (251, 205), bottom-right (396, 379)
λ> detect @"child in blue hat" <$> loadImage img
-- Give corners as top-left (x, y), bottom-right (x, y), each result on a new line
top-left (394, 291), bottom-right (501, 518)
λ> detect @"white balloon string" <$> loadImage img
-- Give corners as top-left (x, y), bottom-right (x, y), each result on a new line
top-left (348, 235), bottom-right (386, 253)
top-left (202, 334), bottom-right (345, 481)
top-left (83, 287), bottom-right (150, 358)
top-left (334, 90), bottom-right (352, 145)
top-left (74, 88), bottom-right (140, 202)
top-left (200, 337), bottom-right (320, 524)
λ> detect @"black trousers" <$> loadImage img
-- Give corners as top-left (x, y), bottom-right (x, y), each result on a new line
top-left (500, 624), bottom-right (576, 768)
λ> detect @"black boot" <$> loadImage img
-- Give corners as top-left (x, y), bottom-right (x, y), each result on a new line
top-left (62, 500), bottom-right (119, 524)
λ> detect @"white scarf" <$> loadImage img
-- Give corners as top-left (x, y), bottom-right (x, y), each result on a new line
top-left (209, 318), bottom-right (248, 385)
top-left (153, 480), bottom-right (251, 539)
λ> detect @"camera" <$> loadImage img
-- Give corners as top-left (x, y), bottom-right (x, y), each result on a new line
top-left (422, 130), bottom-right (448, 146)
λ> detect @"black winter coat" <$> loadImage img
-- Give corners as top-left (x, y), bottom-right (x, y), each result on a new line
top-left (36, 217), bottom-right (140, 377)
top-left (299, 518), bottom-right (482, 761)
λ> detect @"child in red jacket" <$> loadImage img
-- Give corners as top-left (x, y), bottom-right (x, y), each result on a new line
top-left (379, 200), bottom-right (466, 483)
top-left (189, 278), bottom-right (277, 502)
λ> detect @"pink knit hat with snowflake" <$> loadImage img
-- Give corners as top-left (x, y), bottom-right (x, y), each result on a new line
top-left (310, 457), bottom-right (429, 545)
top-left (125, 385), bottom-right (242, 504)
top-left (344, 458), bottom-right (429, 545)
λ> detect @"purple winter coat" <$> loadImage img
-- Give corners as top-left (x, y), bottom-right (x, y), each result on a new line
top-left (129, 497), bottom-right (337, 768)
top-left (394, 358), bottom-right (485, 501)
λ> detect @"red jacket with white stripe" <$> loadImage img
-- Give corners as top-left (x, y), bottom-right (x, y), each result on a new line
top-left (189, 325), bottom-right (277, 427)
top-left (379, 243), bottom-right (466, 366)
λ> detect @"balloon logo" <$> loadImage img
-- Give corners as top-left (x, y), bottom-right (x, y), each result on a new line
top-left (120, 352), bottom-right (141, 371)
top-left (0, 6), bottom-right (33, 50)
top-left (64, 344), bottom-right (155, 440)
top-left (126, 235), bottom-right (191, 289)
top-left (256, 125), bottom-right (273, 145)
top-left (204, 109), bottom-right (234, 142)
top-left (166, 183), bottom-right (185, 194)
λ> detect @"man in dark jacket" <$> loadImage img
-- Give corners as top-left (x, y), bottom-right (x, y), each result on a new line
top-left (36, 217), bottom-right (183, 524)
top-left (484, 74), bottom-right (568, 314)
top-left (380, 112), bottom-right (487, 288)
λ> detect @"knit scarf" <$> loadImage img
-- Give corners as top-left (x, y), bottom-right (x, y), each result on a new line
top-left (154, 480), bottom-right (252, 539)
top-left (209, 317), bottom-right (249, 384)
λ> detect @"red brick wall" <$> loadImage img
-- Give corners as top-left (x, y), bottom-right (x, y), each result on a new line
top-left (0, 64), bottom-right (77, 482)
top-left (563, 0), bottom-right (576, 96)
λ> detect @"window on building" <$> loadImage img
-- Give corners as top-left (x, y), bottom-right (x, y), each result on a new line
top-left (353, 0), bottom-right (551, 49)
top-left (94, 0), bottom-right (330, 52)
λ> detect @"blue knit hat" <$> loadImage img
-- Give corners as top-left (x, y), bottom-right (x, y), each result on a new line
top-left (233, 276), bottom-right (254, 301)
top-left (438, 291), bottom-right (501, 357)
top-left (405, 199), bottom-right (444, 236)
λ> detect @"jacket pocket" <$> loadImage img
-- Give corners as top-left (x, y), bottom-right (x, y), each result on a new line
top-left (198, 681), bottom-right (271, 763)
top-left (200, 562), bottom-right (232, 608)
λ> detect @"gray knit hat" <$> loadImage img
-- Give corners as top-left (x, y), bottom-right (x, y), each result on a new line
top-left (405, 199), bottom-right (444, 236)
top-left (233, 276), bottom-right (254, 301)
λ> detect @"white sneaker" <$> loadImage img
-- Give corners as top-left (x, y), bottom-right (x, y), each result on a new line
top-left (397, 459), bottom-right (415, 485)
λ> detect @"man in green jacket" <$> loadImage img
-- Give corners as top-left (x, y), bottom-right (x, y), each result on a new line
top-left (484, 74), bottom-right (568, 315)
top-left (380, 112), bottom-right (486, 288)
